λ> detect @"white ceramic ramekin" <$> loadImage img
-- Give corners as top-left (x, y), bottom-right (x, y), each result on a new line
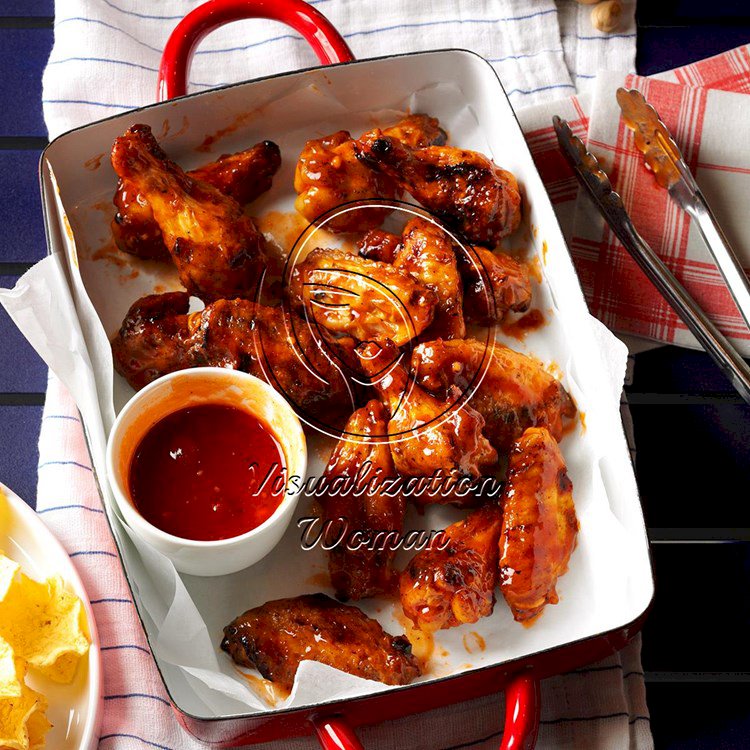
top-left (105, 368), bottom-right (307, 576)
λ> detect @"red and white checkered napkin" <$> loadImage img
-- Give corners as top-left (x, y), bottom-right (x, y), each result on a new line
top-left (517, 45), bottom-right (750, 354)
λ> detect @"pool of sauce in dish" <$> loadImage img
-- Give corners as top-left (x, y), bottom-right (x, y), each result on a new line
top-left (500, 308), bottom-right (546, 341)
top-left (128, 404), bottom-right (285, 541)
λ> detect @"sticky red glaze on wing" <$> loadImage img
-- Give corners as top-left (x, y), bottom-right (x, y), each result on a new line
top-left (357, 339), bottom-right (497, 499)
top-left (221, 593), bottom-right (421, 691)
top-left (411, 338), bottom-right (576, 454)
top-left (112, 140), bottom-right (281, 262)
top-left (395, 218), bottom-right (465, 339)
top-left (355, 131), bottom-right (522, 245)
top-left (499, 427), bottom-right (578, 624)
top-left (322, 400), bottom-right (405, 600)
top-left (111, 124), bottom-right (266, 302)
top-left (288, 248), bottom-right (437, 346)
top-left (457, 245), bottom-right (532, 324)
top-left (111, 294), bottom-right (354, 423)
top-left (400, 503), bottom-right (502, 632)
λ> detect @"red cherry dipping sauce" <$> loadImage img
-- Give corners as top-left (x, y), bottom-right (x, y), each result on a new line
top-left (128, 404), bottom-right (286, 541)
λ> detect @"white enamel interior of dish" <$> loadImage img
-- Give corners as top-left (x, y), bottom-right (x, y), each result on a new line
top-left (40, 50), bottom-right (653, 718)
top-left (0, 484), bottom-right (101, 749)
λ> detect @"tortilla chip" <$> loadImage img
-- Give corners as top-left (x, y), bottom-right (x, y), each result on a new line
top-left (0, 641), bottom-right (21, 699)
top-left (0, 677), bottom-right (43, 750)
top-left (24, 695), bottom-right (51, 750)
top-left (0, 554), bottom-right (19, 602)
top-left (0, 574), bottom-right (89, 683)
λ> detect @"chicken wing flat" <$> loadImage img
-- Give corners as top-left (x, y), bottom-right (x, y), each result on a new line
top-left (499, 427), bottom-right (578, 624)
top-left (358, 228), bottom-right (402, 264)
top-left (112, 293), bottom-right (354, 422)
top-left (411, 338), bottom-right (576, 454)
top-left (394, 217), bottom-right (465, 339)
top-left (294, 130), bottom-right (398, 233)
top-left (322, 400), bottom-right (405, 600)
top-left (112, 140), bottom-right (281, 262)
top-left (221, 593), bottom-right (421, 691)
top-left (400, 503), bottom-right (502, 632)
top-left (357, 339), bottom-right (497, 493)
top-left (111, 124), bottom-right (266, 302)
top-left (288, 248), bottom-right (437, 346)
top-left (458, 245), bottom-right (532, 324)
top-left (355, 131), bottom-right (522, 245)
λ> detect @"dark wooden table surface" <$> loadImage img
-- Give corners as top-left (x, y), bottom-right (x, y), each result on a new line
top-left (1, 1), bottom-right (749, 747)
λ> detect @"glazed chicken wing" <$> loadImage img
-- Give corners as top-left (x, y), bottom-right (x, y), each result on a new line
top-left (112, 140), bottom-right (281, 262)
top-left (111, 124), bottom-right (266, 302)
top-left (110, 291), bottom-right (194, 389)
top-left (499, 427), bottom-right (578, 624)
top-left (400, 503), bottom-right (502, 632)
top-left (293, 115), bottom-right (446, 233)
top-left (411, 338), bottom-right (576, 454)
top-left (112, 294), bottom-right (354, 422)
top-left (355, 131), bottom-right (522, 245)
top-left (288, 248), bottom-right (437, 346)
top-left (221, 593), bottom-right (421, 691)
top-left (457, 245), bottom-right (532, 324)
top-left (357, 339), bottom-right (497, 495)
top-left (322, 400), bottom-right (405, 600)
top-left (394, 217), bottom-right (465, 339)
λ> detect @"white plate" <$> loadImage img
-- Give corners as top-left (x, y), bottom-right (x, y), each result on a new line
top-left (0, 482), bottom-right (102, 750)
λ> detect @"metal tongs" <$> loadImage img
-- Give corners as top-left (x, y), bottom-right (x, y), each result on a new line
top-left (553, 101), bottom-right (750, 405)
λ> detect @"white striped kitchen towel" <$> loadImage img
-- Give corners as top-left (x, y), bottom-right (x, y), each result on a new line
top-left (36, 1), bottom-right (648, 748)
top-left (41, 0), bottom-right (635, 139)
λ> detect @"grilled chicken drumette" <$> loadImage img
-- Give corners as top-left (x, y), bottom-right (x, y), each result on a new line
top-left (288, 248), bottom-right (437, 346)
top-left (111, 124), bottom-right (267, 302)
top-left (499, 427), bottom-right (578, 623)
top-left (112, 139), bottom-right (281, 262)
top-left (393, 218), bottom-right (465, 339)
top-left (457, 245), bottom-right (532, 324)
top-left (221, 593), bottom-right (421, 691)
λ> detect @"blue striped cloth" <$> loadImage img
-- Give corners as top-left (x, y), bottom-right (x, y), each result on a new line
top-left (41, 0), bottom-right (636, 139)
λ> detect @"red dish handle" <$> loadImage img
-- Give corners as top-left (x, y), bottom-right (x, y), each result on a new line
top-left (312, 716), bottom-right (365, 750)
top-left (158, 0), bottom-right (355, 101)
top-left (500, 674), bottom-right (540, 750)
top-left (311, 674), bottom-right (540, 750)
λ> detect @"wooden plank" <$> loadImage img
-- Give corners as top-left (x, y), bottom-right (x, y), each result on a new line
top-left (631, 401), bottom-right (750, 529)
top-left (638, 25), bottom-right (750, 75)
top-left (0, 28), bottom-right (51, 136)
top-left (641, 544), bottom-right (750, 672)
top-left (0, 151), bottom-right (47, 263)
top-left (0, 404), bottom-right (42, 507)
top-left (0, 1), bottom-right (53, 16)
top-left (0, 275), bottom-right (47, 393)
